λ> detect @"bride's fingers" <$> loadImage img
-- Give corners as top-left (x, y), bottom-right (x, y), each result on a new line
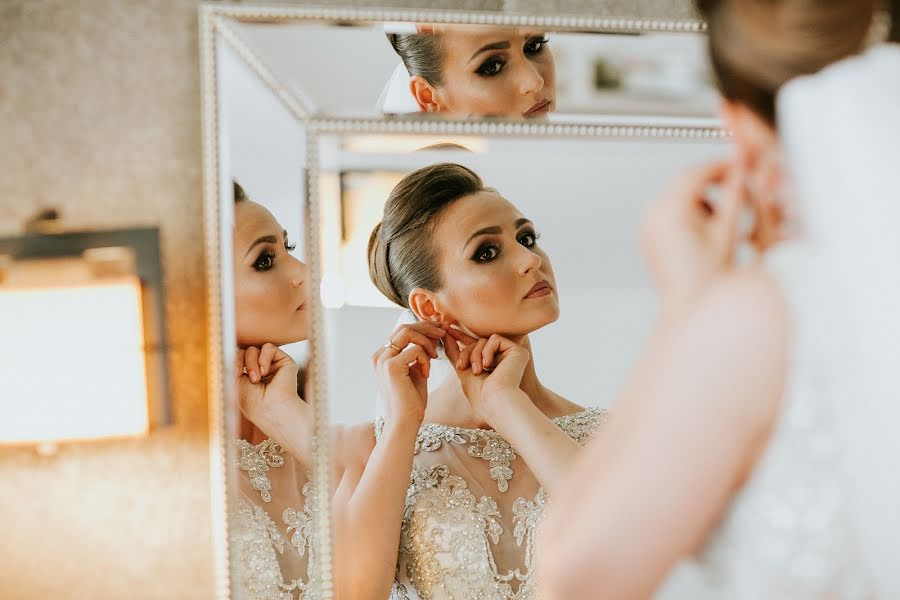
top-left (481, 334), bottom-right (510, 370)
top-left (390, 328), bottom-right (439, 359)
top-left (455, 342), bottom-right (478, 372)
top-left (713, 163), bottom-right (749, 259)
top-left (471, 338), bottom-right (489, 375)
top-left (443, 335), bottom-right (461, 365)
top-left (392, 321), bottom-right (447, 341)
top-left (244, 346), bottom-right (261, 383)
top-left (446, 327), bottom-right (477, 346)
top-left (258, 343), bottom-right (278, 377)
top-left (388, 345), bottom-right (431, 379)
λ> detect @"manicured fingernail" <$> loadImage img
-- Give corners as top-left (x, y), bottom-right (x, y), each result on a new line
top-left (260, 366), bottom-right (268, 376)
top-left (250, 371), bottom-right (258, 382)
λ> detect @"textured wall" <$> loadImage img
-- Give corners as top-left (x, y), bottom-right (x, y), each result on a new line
top-left (0, 0), bottom-right (697, 597)
top-left (0, 1), bottom-right (214, 598)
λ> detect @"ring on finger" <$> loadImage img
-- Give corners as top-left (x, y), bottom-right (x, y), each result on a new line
top-left (384, 339), bottom-right (402, 352)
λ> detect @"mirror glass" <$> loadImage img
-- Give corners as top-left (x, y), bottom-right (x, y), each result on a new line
top-left (212, 11), bottom-right (727, 599)
top-left (217, 33), bottom-right (317, 596)
top-left (229, 19), bottom-right (718, 124)
top-left (316, 131), bottom-right (727, 597)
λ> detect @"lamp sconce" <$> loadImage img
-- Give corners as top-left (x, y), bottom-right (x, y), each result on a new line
top-left (0, 211), bottom-right (170, 450)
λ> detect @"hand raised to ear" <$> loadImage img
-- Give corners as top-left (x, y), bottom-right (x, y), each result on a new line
top-left (444, 328), bottom-right (530, 425)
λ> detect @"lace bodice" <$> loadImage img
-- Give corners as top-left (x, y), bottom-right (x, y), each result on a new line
top-left (378, 407), bottom-right (607, 600)
top-left (655, 243), bottom-right (869, 599)
top-left (231, 438), bottom-right (316, 600)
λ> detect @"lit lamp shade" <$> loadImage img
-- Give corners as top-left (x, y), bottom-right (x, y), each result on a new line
top-left (0, 274), bottom-right (150, 444)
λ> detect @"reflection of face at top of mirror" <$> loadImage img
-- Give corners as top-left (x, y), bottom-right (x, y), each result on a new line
top-left (228, 20), bottom-right (719, 122)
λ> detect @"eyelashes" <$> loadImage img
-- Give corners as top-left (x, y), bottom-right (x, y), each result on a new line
top-left (471, 230), bottom-right (541, 263)
top-left (253, 240), bottom-right (296, 272)
top-left (474, 35), bottom-right (550, 78)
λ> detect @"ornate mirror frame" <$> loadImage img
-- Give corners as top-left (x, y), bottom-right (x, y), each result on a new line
top-left (199, 4), bottom-right (722, 598)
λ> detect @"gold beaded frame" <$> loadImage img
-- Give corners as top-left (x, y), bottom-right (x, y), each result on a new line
top-left (199, 4), bottom-right (721, 598)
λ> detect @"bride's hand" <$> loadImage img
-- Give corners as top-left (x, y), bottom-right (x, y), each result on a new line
top-left (444, 328), bottom-right (530, 425)
top-left (372, 321), bottom-right (447, 428)
top-left (642, 161), bottom-right (746, 316)
top-left (235, 343), bottom-right (307, 444)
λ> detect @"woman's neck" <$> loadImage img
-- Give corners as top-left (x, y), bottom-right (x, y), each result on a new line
top-left (427, 335), bottom-right (574, 429)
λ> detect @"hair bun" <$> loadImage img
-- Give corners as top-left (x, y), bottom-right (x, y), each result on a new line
top-left (367, 221), bottom-right (404, 307)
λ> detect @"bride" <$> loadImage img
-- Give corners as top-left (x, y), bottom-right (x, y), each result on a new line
top-left (367, 162), bottom-right (606, 599)
top-left (230, 182), bottom-right (431, 600)
top-left (229, 171), bottom-right (606, 600)
top-left (380, 24), bottom-right (556, 119)
top-left (539, 0), bottom-right (900, 598)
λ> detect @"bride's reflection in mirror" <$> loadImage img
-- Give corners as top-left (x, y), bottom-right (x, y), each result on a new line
top-left (228, 181), bottom-right (460, 599)
top-left (367, 163), bottom-right (606, 598)
top-left (384, 26), bottom-right (556, 118)
top-left (230, 181), bottom-right (316, 598)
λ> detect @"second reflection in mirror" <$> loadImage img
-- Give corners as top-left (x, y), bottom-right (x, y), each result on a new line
top-left (385, 25), bottom-right (556, 118)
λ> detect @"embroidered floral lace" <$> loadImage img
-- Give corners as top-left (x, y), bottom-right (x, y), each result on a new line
top-left (232, 438), bottom-right (316, 600)
top-left (378, 407), bottom-right (607, 600)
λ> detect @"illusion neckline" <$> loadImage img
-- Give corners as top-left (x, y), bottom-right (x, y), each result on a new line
top-left (416, 406), bottom-right (601, 435)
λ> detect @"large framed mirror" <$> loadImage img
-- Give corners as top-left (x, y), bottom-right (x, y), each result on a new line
top-left (200, 4), bottom-right (725, 599)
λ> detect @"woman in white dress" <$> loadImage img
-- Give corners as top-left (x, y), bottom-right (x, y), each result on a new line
top-left (229, 170), bottom-right (607, 599)
top-left (367, 163), bottom-right (607, 599)
top-left (538, 0), bottom-right (899, 598)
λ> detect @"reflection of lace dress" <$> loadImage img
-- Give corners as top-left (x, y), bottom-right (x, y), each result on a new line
top-left (378, 407), bottom-right (607, 600)
top-left (231, 438), bottom-right (316, 600)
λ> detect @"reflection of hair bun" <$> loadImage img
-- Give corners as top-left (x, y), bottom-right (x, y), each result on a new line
top-left (366, 163), bottom-right (485, 309)
top-left (385, 31), bottom-right (444, 86)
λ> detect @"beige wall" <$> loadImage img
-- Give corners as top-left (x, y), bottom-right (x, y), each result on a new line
top-left (0, 1), bottom-right (214, 597)
top-left (0, 0), bottom-right (695, 597)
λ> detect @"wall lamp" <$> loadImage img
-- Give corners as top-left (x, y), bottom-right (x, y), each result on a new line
top-left (0, 211), bottom-right (170, 449)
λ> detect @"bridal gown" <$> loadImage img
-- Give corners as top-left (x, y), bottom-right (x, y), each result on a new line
top-left (231, 438), bottom-right (315, 600)
top-left (378, 407), bottom-right (608, 600)
top-left (655, 43), bottom-right (900, 599)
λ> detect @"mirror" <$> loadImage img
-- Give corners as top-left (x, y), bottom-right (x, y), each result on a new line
top-left (314, 131), bottom-right (726, 598)
top-left (200, 4), bottom-right (725, 599)
top-left (213, 28), bottom-right (316, 599)
top-left (222, 15), bottom-right (717, 124)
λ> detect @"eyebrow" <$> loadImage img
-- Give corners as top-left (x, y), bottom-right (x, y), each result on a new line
top-left (469, 40), bottom-right (511, 63)
top-left (464, 218), bottom-right (532, 248)
top-left (244, 230), bottom-right (288, 258)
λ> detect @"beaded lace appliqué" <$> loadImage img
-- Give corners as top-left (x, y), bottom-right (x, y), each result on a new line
top-left (233, 438), bottom-right (316, 600)
top-left (238, 438), bottom-right (285, 503)
top-left (387, 407), bottom-right (608, 600)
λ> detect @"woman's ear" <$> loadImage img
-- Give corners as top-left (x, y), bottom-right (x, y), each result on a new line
top-left (719, 99), bottom-right (777, 171)
top-left (409, 76), bottom-right (441, 112)
top-left (408, 288), bottom-right (449, 325)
